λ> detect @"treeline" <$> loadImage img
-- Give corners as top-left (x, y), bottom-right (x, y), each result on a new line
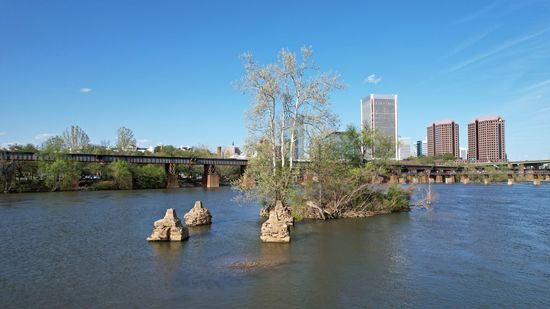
top-left (0, 125), bottom-right (241, 193)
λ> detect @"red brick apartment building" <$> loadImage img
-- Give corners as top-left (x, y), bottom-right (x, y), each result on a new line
top-left (427, 120), bottom-right (459, 158)
top-left (468, 116), bottom-right (506, 162)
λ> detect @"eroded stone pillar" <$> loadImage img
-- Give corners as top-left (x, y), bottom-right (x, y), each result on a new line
top-left (371, 175), bottom-right (383, 184)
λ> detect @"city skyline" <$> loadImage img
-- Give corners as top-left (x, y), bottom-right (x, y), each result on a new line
top-left (1, 1), bottom-right (550, 160)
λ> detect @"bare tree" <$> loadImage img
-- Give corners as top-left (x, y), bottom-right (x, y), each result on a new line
top-left (116, 127), bottom-right (136, 152)
top-left (62, 125), bottom-right (90, 152)
top-left (278, 47), bottom-right (343, 169)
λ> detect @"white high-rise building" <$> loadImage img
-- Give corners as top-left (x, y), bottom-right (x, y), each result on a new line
top-left (460, 147), bottom-right (468, 160)
top-left (411, 146), bottom-right (418, 158)
top-left (398, 136), bottom-right (411, 160)
top-left (361, 94), bottom-right (398, 160)
top-left (422, 140), bottom-right (428, 156)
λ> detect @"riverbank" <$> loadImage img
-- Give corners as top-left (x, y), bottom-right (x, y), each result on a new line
top-left (1, 178), bottom-right (235, 193)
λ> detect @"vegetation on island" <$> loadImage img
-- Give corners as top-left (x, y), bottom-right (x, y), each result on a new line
top-left (234, 46), bottom-right (410, 220)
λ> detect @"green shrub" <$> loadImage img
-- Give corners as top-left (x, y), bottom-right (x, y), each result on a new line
top-left (91, 180), bottom-right (117, 191)
top-left (132, 164), bottom-right (166, 189)
top-left (383, 185), bottom-right (410, 212)
top-left (110, 161), bottom-right (132, 190)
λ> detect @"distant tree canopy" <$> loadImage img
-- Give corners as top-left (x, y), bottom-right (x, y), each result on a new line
top-left (116, 127), bottom-right (136, 152)
top-left (62, 125), bottom-right (90, 152)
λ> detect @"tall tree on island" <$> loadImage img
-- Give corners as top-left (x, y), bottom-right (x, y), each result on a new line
top-left (236, 46), bottom-right (343, 208)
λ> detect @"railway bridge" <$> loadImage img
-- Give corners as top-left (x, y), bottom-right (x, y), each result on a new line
top-left (0, 151), bottom-right (247, 188)
top-left (2, 151), bottom-right (549, 188)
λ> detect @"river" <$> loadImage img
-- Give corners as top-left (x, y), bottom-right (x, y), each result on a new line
top-left (1, 184), bottom-right (549, 308)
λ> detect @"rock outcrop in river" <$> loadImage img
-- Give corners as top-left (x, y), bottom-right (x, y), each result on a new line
top-left (184, 201), bottom-right (212, 226)
top-left (260, 207), bottom-right (291, 243)
top-left (273, 200), bottom-right (293, 226)
top-left (260, 200), bottom-right (294, 226)
top-left (147, 208), bottom-right (189, 241)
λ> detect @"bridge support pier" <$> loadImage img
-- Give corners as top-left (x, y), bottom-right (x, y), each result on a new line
top-left (411, 176), bottom-right (419, 184)
top-left (435, 175), bottom-right (443, 183)
top-left (545, 175), bottom-right (550, 182)
top-left (519, 164), bottom-right (525, 177)
top-left (165, 163), bottom-right (179, 189)
top-left (399, 177), bottom-right (407, 184)
top-left (533, 175), bottom-right (541, 186)
top-left (507, 174), bottom-right (514, 186)
top-left (483, 175), bottom-right (490, 185)
top-left (389, 175), bottom-right (399, 184)
top-left (461, 175), bottom-right (470, 184)
top-left (445, 175), bottom-right (455, 184)
top-left (203, 164), bottom-right (220, 188)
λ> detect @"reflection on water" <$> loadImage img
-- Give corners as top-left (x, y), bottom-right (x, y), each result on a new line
top-left (150, 242), bottom-right (185, 279)
top-left (1, 184), bottom-right (550, 308)
top-left (188, 224), bottom-right (212, 236)
top-left (227, 242), bottom-right (291, 271)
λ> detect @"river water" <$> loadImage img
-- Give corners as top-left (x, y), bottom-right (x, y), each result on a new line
top-left (1, 184), bottom-right (549, 308)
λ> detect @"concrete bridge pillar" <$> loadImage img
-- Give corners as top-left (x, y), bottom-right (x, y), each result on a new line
top-left (461, 175), bottom-right (470, 184)
top-left (411, 176), bottom-right (419, 184)
top-left (519, 164), bottom-right (525, 177)
top-left (165, 163), bottom-right (179, 189)
top-left (445, 175), bottom-right (455, 184)
top-left (507, 174), bottom-right (514, 186)
top-left (203, 164), bottom-right (220, 188)
top-left (423, 175), bottom-right (431, 184)
top-left (483, 175), bottom-right (490, 185)
top-left (389, 175), bottom-right (399, 184)
top-left (435, 175), bottom-right (443, 183)
top-left (545, 175), bottom-right (550, 182)
top-left (527, 171), bottom-right (535, 181)
top-left (533, 174), bottom-right (541, 186)
top-left (399, 177), bottom-right (407, 184)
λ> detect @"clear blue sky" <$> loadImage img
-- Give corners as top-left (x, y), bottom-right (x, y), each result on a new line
top-left (1, 0), bottom-right (549, 160)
